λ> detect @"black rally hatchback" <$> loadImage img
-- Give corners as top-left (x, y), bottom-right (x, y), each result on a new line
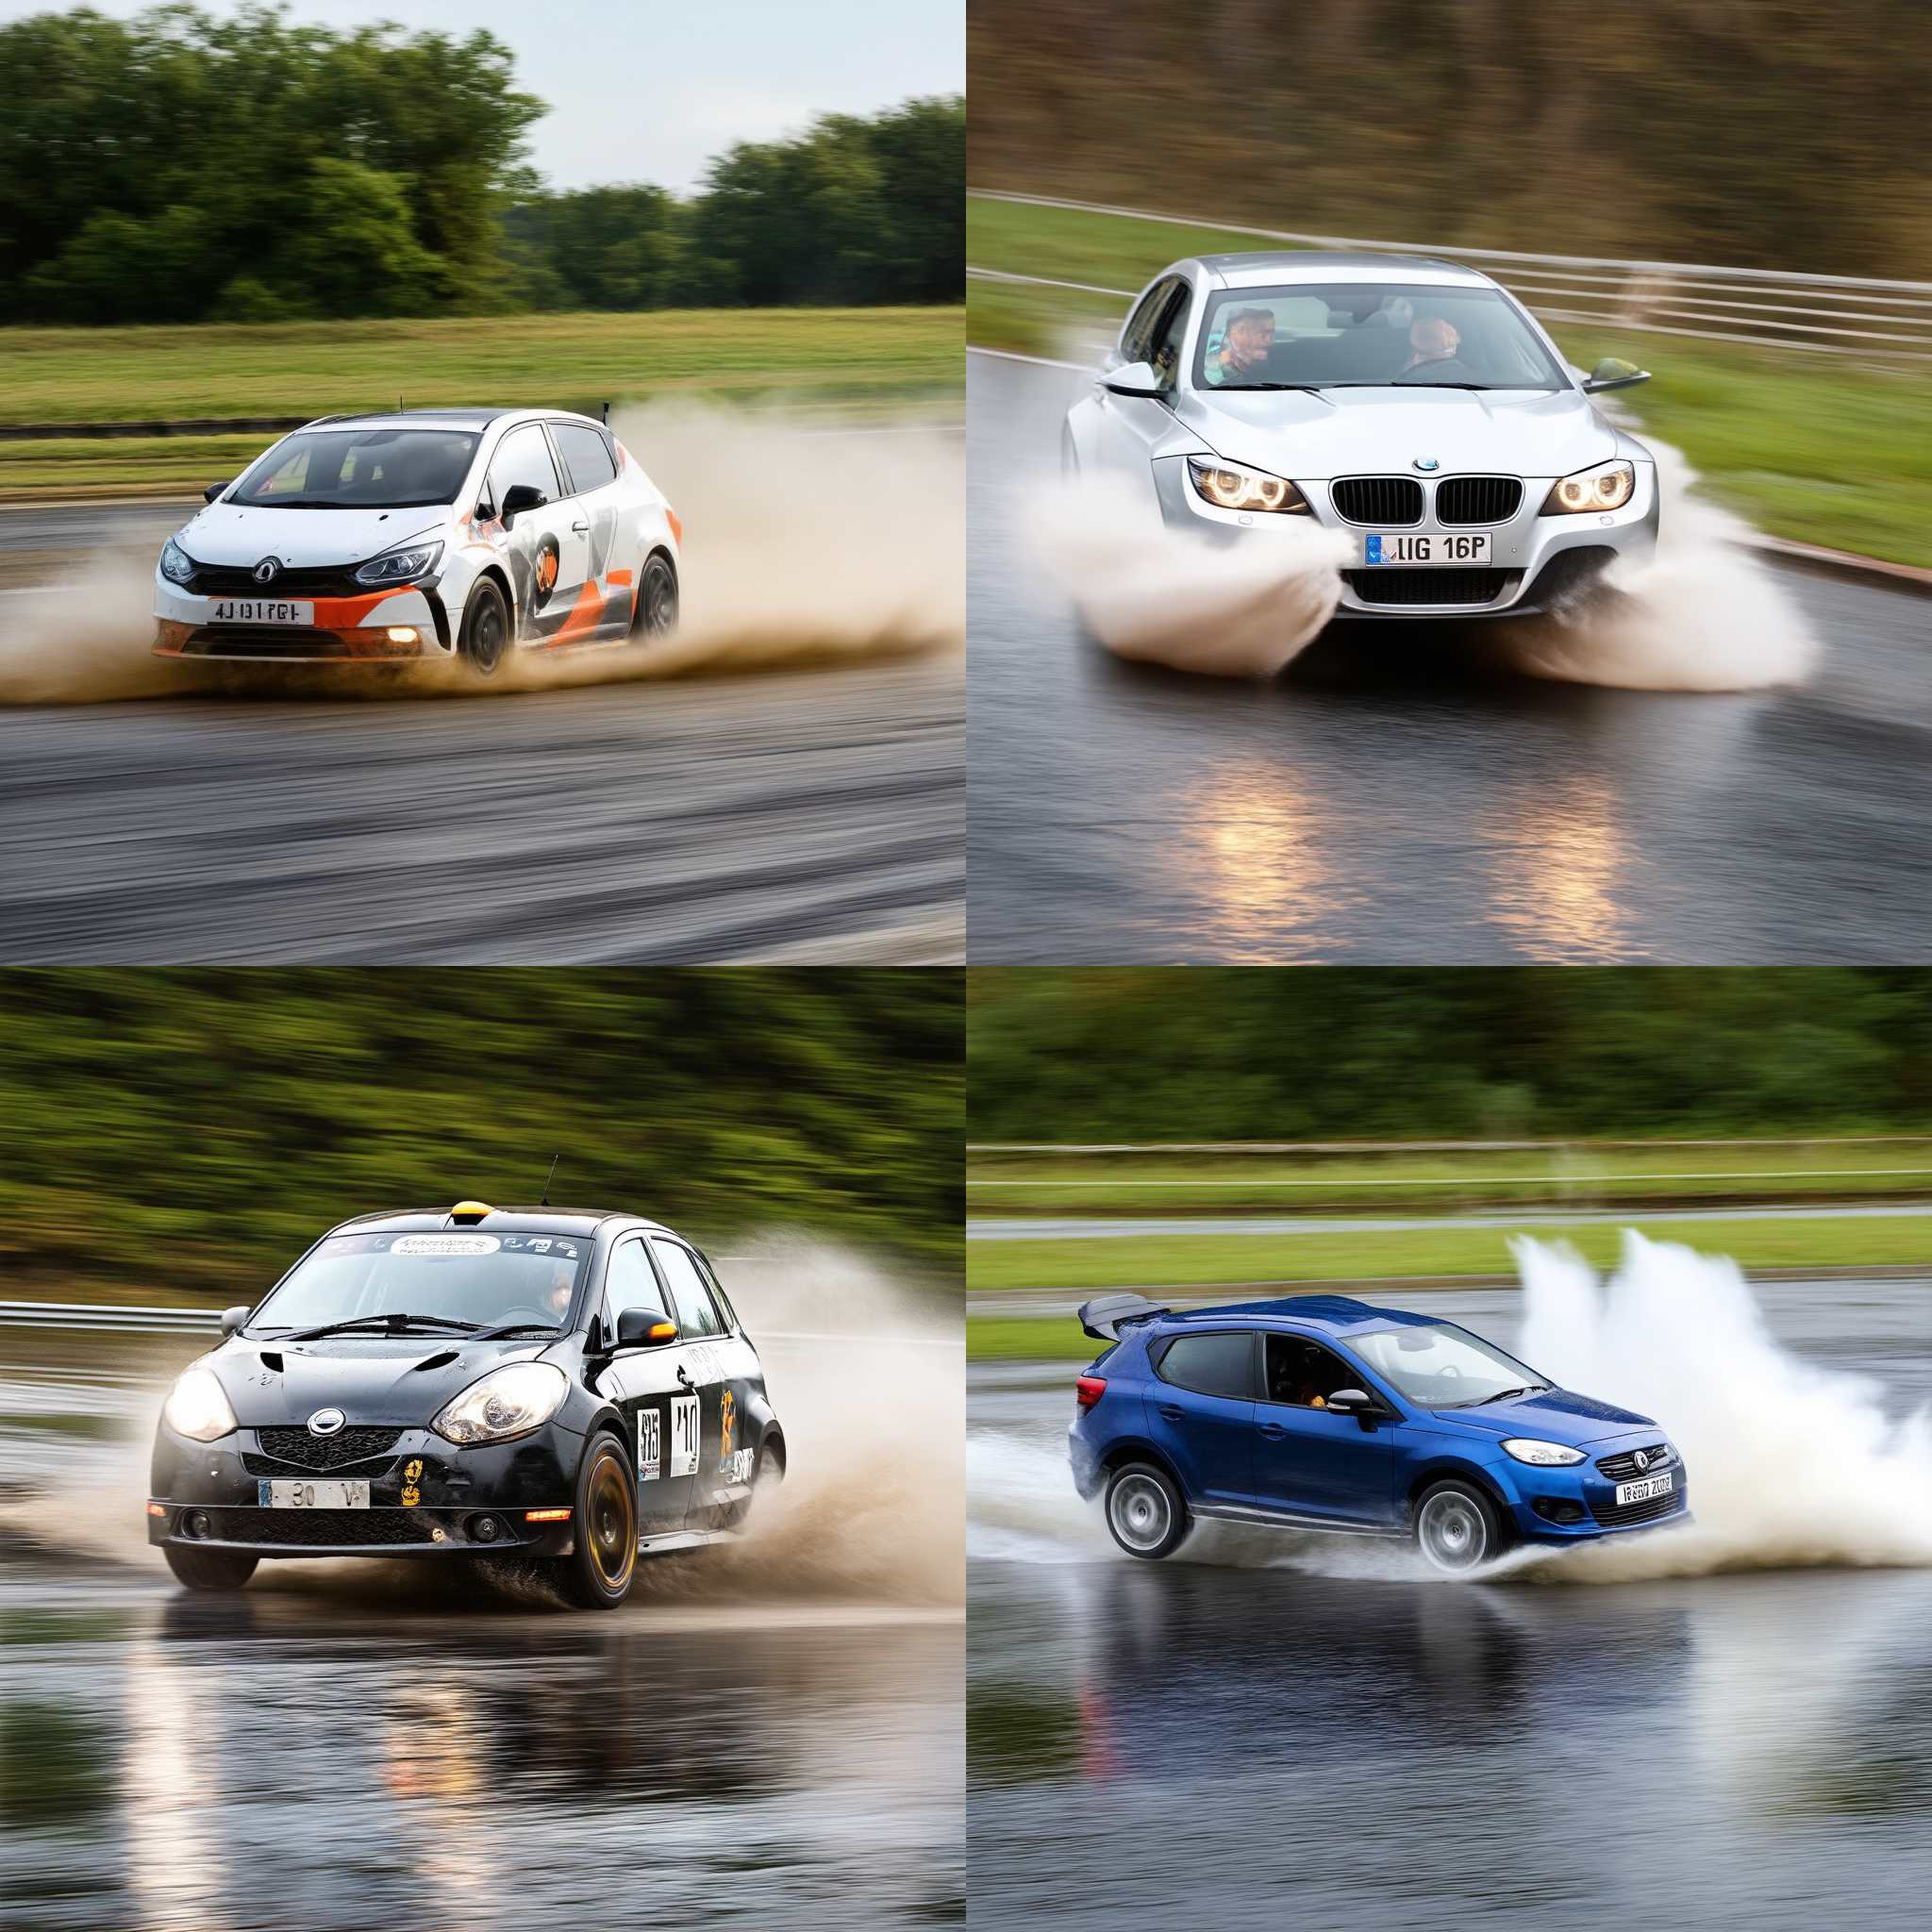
top-left (148, 1201), bottom-right (785, 1608)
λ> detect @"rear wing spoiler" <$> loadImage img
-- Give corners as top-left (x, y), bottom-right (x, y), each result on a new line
top-left (1077, 1293), bottom-right (1172, 1342)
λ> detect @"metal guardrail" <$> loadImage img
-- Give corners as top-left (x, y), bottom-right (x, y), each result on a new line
top-left (969, 190), bottom-right (1932, 362)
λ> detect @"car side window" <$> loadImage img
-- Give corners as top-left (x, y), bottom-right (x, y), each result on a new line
top-left (1265, 1335), bottom-right (1361, 1409)
top-left (1121, 276), bottom-right (1179, 366)
top-left (553, 424), bottom-right (618, 495)
top-left (489, 425), bottom-right (560, 509)
top-left (1154, 1331), bottom-right (1256, 1399)
top-left (650, 1238), bottom-right (726, 1337)
top-left (603, 1238), bottom-right (670, 1332)
top-left (1148, 285), bottom-right (1191, 390)
top-left (691, 1249), bottom-right (740, 1332)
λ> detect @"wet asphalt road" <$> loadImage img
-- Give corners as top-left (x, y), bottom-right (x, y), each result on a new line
top-left (966, 1279), bottom-right (1932, 1929)
top-left (0, 506), bottom-right (961, 964)
top-left (967, 353), bottom-right (1932, 962)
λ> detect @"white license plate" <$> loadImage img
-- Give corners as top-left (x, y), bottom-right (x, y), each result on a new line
top-left (1361, 533), bottom-right (1491, 566)
top-left (208, 599), bottom-right (314, 625)
top-left (258, 1479), bottom-right (369, 1508)
top-left (1615, 1472), bottom-right (1674, 1507)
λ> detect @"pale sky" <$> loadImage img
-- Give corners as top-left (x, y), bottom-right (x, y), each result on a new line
top-left (0, 0), bottom-right (964, 191)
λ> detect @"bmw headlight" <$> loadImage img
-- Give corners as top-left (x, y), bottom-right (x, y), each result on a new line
top-left (1501, 1438), bottom-right (1586, 1466)
top-left (159, 539), bottom-right (196, 586)
top-left (354, 540), bottom-right (443, 586)
top-left (163, 1366), bottom-right (238, 1442)
top-left (1541, 459), bottom-right (1635, 515)
top-left (1187, 457), bottom-right (1310, 514)
top-left (433, 1362), bottom-right (568, 1445)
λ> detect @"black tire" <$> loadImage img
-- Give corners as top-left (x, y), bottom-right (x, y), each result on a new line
top-left (632, 553), bottom-right (678, 639)
top-left (1412, 1478), bottom-right (1506, 1575)
top-left (556, 1433), bottom-right (638, 1609)
top-left (1103, 1461), bottom-right (1191, 1561)
top-left (164, 1544), bottom-right (258, 1591)
top-left (459, 575), bottom-right (511, 676)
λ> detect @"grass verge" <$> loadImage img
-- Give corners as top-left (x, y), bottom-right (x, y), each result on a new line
top-left (965, 195), bottom-right (1932, 568)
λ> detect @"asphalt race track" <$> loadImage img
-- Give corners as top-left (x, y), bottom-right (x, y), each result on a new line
top-left (0, 505), bottom-right (961, 962)
top-left (968, 352), bottom-right (1932, 962)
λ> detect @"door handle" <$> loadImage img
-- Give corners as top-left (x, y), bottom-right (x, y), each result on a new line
top-left (1258, 1423), bottom-right (1287, 1440)
top-left (675, 1365), bottom-right (692, 1390)
top-left (1157, 1405), bottom-right (1184, 1422)
top-left (571, 519), bottom-right (590, 534)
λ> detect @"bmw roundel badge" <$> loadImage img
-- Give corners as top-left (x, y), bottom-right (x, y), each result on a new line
top-left (1412, 457), bottom-right (1440, 473)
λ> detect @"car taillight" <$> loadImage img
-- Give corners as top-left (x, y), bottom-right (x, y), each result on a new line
top-left (1075, 1375), bottom-right (1107, 1409)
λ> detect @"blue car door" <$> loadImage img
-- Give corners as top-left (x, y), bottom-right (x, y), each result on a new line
top-left (1253, 1334), bottom-right (1402, 1525)
top-left (1142, 1328), bottom-right (1257, 1507)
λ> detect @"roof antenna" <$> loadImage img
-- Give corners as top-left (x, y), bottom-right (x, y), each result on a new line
top-left (540, 1152), bottom-right (559, 1208)
top-left (601, 400), bottom-right (609, 425)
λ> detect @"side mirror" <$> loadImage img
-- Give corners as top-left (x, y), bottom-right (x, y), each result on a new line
top-left (1102, 360), bottom-right (1165, 399)
top-left (614, 1308), bottom-right (678, 1350)
top-left (220, 1306), bottom-right (252, 1337)
top-left (1324, 1388), bottom-right (1376, 1415)
top-left (203, 482), bottom-right (230, 504)
top-left (1581, 357), bottom-right (1650, 394)
top-left (499, 482), bottom-right (547, 526)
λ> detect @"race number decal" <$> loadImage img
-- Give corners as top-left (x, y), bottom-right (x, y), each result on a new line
top-left (669, 1393), bottom-right (700, 1479)
top-left (637, 1408), bottom-right (661, 1482)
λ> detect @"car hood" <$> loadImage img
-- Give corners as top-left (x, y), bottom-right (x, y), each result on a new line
top-left (175, 502), bottom-right (447, 571)
top-left (1174, 385), bottom-right (1619, 483)
top-left (1435, 1387), bottom-right (1657, 1445)
top-left (206, 1335), bottom-right (552, 1427)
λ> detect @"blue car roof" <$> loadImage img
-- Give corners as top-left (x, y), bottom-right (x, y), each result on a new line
top-left (1166, 1295), bottom-right (1442, 1334)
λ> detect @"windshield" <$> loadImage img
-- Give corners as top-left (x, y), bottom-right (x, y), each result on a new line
top-left (1351, 1322), bottom-right (1547, 1408)
top-left (247, 1230), bottom-right (590, 1335)
top-left (1193, 283), bottom-right (1568, 392)
top-left (231, 428), bottom-right (479, 509)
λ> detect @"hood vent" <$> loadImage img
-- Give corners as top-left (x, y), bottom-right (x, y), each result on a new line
top-left (411, 1350), bottom-right (461, 1373)
top-left (258, 1352), bottom-right (284, 1373)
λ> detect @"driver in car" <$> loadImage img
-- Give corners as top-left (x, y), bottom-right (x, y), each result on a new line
top-left (1202, 306), bottom-right (1276, 385)
top-left (1398, 315), bottom-right (1474, 380)
top-left (542, 1259), bottom-right (576, 1322)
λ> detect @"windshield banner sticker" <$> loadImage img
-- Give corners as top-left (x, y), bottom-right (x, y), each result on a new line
top-left (391, 1234), bottom-right (501, 1257)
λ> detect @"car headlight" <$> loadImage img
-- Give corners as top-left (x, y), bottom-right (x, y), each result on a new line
top-left (159, 539), bottom-right (196, 585)
top-left (354, 540), bottom-right (443, 586)
top-left (1187, 457), bottom-right (1310, 514)
top-left (163, 1366), bottom-right (238, 1441)
top-left (1501, 1438), bottom-right (1586, 1466)
top-left (433, 1362), bottom-right (568, 1445)
top-left (1541, 459), bottom-right (1634, 515)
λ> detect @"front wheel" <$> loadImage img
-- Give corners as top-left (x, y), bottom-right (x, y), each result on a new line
top-left (164, 1544), bottom-right (258, 1591)
top-left (458, 576), bottom-right (511, 675)
top-left (1412, 1478), bottom-right (1505, 1575)
top-left (1103, 1462), bottom-right (1190, 1560)
top-left (632, 554), bottom-right (678, 639)
top-left (555, 1434), bottom-right (638, 1609)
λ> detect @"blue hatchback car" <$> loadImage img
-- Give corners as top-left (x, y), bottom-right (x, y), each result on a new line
top-left (1068, 1293), bottom-right (1689, 1573)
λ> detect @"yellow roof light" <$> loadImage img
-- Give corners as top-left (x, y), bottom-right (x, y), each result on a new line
top-left (449, 1201), bottom-right (494, 1225)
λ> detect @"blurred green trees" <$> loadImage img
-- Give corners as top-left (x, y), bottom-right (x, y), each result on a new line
top-left (967, 970), bottom-right (1932, 1141)
top-left (0, 6), bottom-right (964, 325)
top-left (0, 971), bottom-right (961, 1299)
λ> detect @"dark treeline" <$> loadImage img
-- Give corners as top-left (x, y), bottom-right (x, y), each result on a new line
top-left (970, 0), bottom-right (1932, 280)
top-left (968, 971), bottom-right (1932, 1141)
top-left (0, 971), bottom-right (961, 1299)
top-left (0, 5), bottom-right (963, 325)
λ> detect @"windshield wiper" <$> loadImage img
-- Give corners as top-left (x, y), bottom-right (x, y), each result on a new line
top-left (470, 1321), bottom-right (560, 1341)
top-left (1216, 381), bottom-right (1330, 392)
top-left (1473, 1384), bottom-right (1548, 1407)
top-left (276, 1313), bottom-right (481, 1341)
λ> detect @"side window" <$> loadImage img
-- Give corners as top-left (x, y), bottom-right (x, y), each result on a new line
top-left (1154, 1331), bottom-right (1256, 1399)
top-left (488, 425), bottom-right (561, 509)
top-left (603, 1239), bottom-right (670, 1329)
top-left (651, 1239), bottom-right (726, 1337)
top-left (1265, 1335), bottom-right (1360, 1409)
top-left (691, 1249), bottom-right (740, 1332)
top-left (553, 424), bottom-right (618, 495)
top-left (1148, 285), bottom-right (1191, 389)
top-left (1121, 276), bottom-right (1178, 365)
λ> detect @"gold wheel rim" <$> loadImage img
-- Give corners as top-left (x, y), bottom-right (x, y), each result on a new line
top-left (586, 1451), bottom-right (636, 1589)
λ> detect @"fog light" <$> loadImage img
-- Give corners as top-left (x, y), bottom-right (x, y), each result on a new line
top-left (146, 1501), bottom-right (168, 1519)
top-left (470, 1514), bottom-right (502, 1543)
top-left (1532, 1497), bottom-right (1586, 1525)
top-left (386, 626), bottom-right (419, 644)
top-left (185, 1510), bottom-right (212, 1539)
top-left (524, 1507), bottom-right (572, 1523)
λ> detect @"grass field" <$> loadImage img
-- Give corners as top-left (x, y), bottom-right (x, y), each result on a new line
top-left (966, 195), bottom-right (1932, 568)
top-left (0, 306), bottom-right (963, 499)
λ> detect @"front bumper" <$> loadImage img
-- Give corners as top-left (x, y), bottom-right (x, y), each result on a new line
top-left (1151, 457), bottom-right (1659, 618)
top-left (147, 1418), bottom-right (582, 1559)
top-left (152, 577), bottom-right (453, 662)
top-left (1490, 1438), bottom-right (1690, 1546)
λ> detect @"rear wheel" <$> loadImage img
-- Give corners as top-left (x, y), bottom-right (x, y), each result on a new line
top-left (632, 554), bottom-right (678, 639)
top-left (459, 576), bottom-right (510, 675)
top-left (556, 1434), bottom-right (638, 1609)
top-left (163, 1545), bottom-right (258, 1591)
top-left (1103, 1461), bottom-right (1190, 1560)
top-left (1413, 1478), bottom-right (1505, 1575)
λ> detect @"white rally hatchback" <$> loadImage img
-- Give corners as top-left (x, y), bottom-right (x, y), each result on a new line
top-left (1063, 251), bottom-right (1659, 619)
top-left (154, 408), bottom-right (681, 671)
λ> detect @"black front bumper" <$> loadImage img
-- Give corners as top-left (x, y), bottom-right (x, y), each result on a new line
top-left (148, 1419), bottom-right (584, 1560)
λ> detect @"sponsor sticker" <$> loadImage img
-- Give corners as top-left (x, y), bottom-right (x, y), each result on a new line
top-left (391, 1234), bottom-right (500, 1257)
top-left (728, 1449), bottom-right (755, 1485)
top-left (638, 1409), bottom-right (661, 1482)
top-left (719, 1389), bottom-right (736, 1473)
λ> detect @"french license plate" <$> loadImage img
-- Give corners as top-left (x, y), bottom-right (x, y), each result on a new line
top-left (1361, 533), bottom-right (1491, 566)
top-left (208, 599), bottom-right (314, 625)
top-left (1615, 1472), bottom-right (1674, 1507)
top-left (258, 1478), bottom-right (369, 1508)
